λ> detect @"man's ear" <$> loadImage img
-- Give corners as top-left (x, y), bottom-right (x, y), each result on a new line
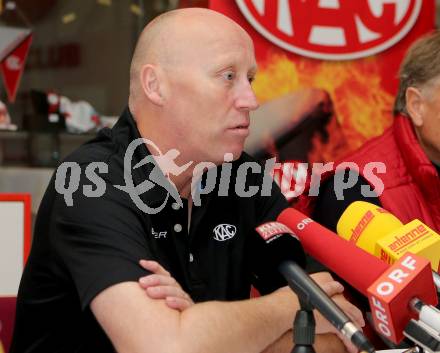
top-left (405, 87), bottom-right (425, 127)
top-left (140, 64), bottom-right (165, 106)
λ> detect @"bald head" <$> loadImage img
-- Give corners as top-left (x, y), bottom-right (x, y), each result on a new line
top-left (127, 7), bottom-right (258, 166)
top-left (128, 8), bottom-right (253, 109)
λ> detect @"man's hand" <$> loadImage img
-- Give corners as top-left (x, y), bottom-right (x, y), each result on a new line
top-left (138, 259), bottom-right (194, 311)
top-left (311, 272), bottom-right (365, 329)
top-left (330, 294), bottom-right (364, 353)
top-left (310, 272), bottom-right (365, 353)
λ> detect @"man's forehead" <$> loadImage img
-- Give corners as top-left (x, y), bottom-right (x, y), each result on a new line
top-left (192, 34), bottom-right (256, 67)
top-left (209, 51), bottom-right (257, 72)
top-left (157, 13), bottom-right (255, 69)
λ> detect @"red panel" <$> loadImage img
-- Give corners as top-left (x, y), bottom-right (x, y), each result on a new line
top-left (0, 296), bottom-right (17, 353)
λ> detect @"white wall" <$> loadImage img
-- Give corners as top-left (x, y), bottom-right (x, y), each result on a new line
top-left (0, 200), bottom-right (24, 295)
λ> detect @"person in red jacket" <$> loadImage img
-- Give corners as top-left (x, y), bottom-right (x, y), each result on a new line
top-left (297, 30), bottom-right (440, 236)
top-left (295, 29), bottom-right (440, 350)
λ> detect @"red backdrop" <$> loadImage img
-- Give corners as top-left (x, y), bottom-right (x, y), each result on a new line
top-left (210, 0), bottom-right (435, 163)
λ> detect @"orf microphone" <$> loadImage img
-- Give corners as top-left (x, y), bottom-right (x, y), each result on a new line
top-left (277, 208), bottom-right (388, 296)
top-left (255, 222), bottom-right (375, 353)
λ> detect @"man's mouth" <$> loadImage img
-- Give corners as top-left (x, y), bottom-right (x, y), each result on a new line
top-left (231, 120), bottom-right (250, 129)
top-left (228, 123), bottom-right (250, 137)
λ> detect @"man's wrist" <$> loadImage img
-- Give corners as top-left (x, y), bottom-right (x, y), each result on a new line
top-left (265, 287), bottom-right (300, 330)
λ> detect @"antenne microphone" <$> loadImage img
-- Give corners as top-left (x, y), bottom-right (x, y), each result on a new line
top-left (336, 201), bottom-right (440, 336)
top-left (336, 201), bottom-right (440, 289)
top-left (254, 222), bottom-right (375, 353)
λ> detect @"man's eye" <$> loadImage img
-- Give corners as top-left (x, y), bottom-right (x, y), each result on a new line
top-left (223, 71), bottom-right (235, 81)
top-left (248, 76), bottom-right (255, 84)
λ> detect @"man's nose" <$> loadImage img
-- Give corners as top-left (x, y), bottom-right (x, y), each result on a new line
top-left (235, 82), bottom-right (260, 112)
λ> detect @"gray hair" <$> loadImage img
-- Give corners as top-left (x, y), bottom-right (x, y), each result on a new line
top-left (394, 30), bottom-right (440, 116)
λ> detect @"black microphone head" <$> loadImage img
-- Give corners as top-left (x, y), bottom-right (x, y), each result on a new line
top-left (252, 222), bottom-right (306, 293)
top-left (255, 221), bottom-right (306, 267)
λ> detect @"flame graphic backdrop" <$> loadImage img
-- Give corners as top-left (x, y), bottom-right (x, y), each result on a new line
top-left (210, 0), bottom-right (435, 163)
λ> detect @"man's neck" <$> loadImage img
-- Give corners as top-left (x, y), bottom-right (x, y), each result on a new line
top-left (171, 170), bottom-right (194, 199)
top-left (135, 120), bottom-right (195, 197)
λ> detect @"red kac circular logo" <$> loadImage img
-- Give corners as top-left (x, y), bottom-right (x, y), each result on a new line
top-left (236, 0), bottom-right (422, 60)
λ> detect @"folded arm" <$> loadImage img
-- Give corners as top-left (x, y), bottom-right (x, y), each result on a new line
top-left (91, 281), bottom-right (299, 353)
top-left (92, 263), bottom-right (364, 353)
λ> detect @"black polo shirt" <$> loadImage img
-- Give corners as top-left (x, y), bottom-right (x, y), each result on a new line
top-left (11, 108), bottom-right (293, 353)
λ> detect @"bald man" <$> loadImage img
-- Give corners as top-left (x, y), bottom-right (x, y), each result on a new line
top-left (11, 8), bottom-right (363, 353)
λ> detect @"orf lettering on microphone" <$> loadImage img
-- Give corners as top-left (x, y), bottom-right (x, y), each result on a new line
top-left (371, 296), bottom-right (391, 337)
top-left (368, 254), bottom-right (419, 340)
top-left (296, 217), bottom-right (313, 230)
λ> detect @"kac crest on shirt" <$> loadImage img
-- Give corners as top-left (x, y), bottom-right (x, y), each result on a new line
top-left (213, 224), bottom-right (237, 241)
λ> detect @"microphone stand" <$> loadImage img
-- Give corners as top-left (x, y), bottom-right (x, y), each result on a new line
top-left (292, 297), bottom-right (316, 353)
top-left (278, 261), bottom-right (375, 353)
top-left (404, 318), bottom-right (440, 353)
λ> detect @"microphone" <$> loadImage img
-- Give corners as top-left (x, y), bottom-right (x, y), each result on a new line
top-left (336, 201), bottom-right (440, 341)
top-left (277, 208), bottom-right (388, 296)
top-left (254, 222), bottom-right (375, 353)
top-left (337, 201), bottom-right (440, 285)
top-left (277, 207), bottom-right (438, 344)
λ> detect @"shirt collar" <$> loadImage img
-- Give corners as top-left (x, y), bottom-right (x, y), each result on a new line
top-left (111, 107), bottom-right (172, 206)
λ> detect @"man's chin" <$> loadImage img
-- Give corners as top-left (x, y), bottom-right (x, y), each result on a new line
top-left (223, 149), bottom-right (243, 163)
top-left (206, 151), bottom-right (240, 166)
